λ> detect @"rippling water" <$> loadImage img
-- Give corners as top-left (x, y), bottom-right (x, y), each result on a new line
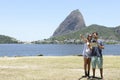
top-left (0, 44), bottom-right (119, 57)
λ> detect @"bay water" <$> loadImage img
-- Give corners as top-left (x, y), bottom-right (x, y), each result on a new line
top-left (0, 44), bottom-right (119, 57)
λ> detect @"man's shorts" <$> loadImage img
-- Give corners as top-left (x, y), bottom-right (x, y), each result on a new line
top-left (91, 56), bottom-right (103, 69)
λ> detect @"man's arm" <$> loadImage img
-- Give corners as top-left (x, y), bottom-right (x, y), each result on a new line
top-left (97, 41), bottom-right (104, 49)
top-left (98, 45), bottom-right (104, 49)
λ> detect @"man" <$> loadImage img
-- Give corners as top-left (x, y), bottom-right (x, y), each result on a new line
top-left (91, 32), bottom-right (104, 79)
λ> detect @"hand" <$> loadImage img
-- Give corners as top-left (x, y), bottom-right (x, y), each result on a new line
top-left (80, 34), bottom-right (83, 37)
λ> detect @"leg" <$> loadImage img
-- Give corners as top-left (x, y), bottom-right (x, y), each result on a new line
top-left (87, 58), bottom-right (91, 77)
top-left (92, 68), bottom-right (95, 77)
top-left (98, 57), bottom-right (103, 78)
top-left (91, 56), bottom-right (97, 78)
top-left (84, 58), bottom-right (87, 76)
top-left (100, 68), bottom-right (103, 78)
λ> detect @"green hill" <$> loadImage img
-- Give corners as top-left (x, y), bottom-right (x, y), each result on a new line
top-left (114, 26), bottom-right (120, 40)
top-left (0, 35), bottom-right (19, 44)
top-left (50, 24), bottom-right (120, 41)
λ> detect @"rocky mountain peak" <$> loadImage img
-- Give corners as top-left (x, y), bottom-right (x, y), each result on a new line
top-left (53, 9), bottom-right (86, 36)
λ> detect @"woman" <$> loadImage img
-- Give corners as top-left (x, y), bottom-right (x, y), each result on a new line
top-left (80, 34), bottom-right (92, 77)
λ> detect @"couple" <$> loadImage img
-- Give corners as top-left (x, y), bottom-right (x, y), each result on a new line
top-left (80, 32), bottom-right (104, 79)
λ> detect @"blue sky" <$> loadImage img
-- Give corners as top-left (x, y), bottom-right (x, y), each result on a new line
top-left (0, 0), bottom-right (120, 41)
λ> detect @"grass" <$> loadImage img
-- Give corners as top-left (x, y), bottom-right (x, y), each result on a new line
top-left (0, 56), bottom-right (120, 80)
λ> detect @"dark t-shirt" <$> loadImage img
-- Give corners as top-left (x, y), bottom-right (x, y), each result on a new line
top-left (91, 39), bottom-right (104, 57)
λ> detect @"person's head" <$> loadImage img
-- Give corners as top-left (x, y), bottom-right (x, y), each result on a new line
top-left (87, 34), bottom-right (92, 42)
top-left (92, 32), bottom-right (98, 39)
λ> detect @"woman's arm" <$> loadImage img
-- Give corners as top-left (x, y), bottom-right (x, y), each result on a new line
top-left (80, 34), bottom-right (87, 43)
